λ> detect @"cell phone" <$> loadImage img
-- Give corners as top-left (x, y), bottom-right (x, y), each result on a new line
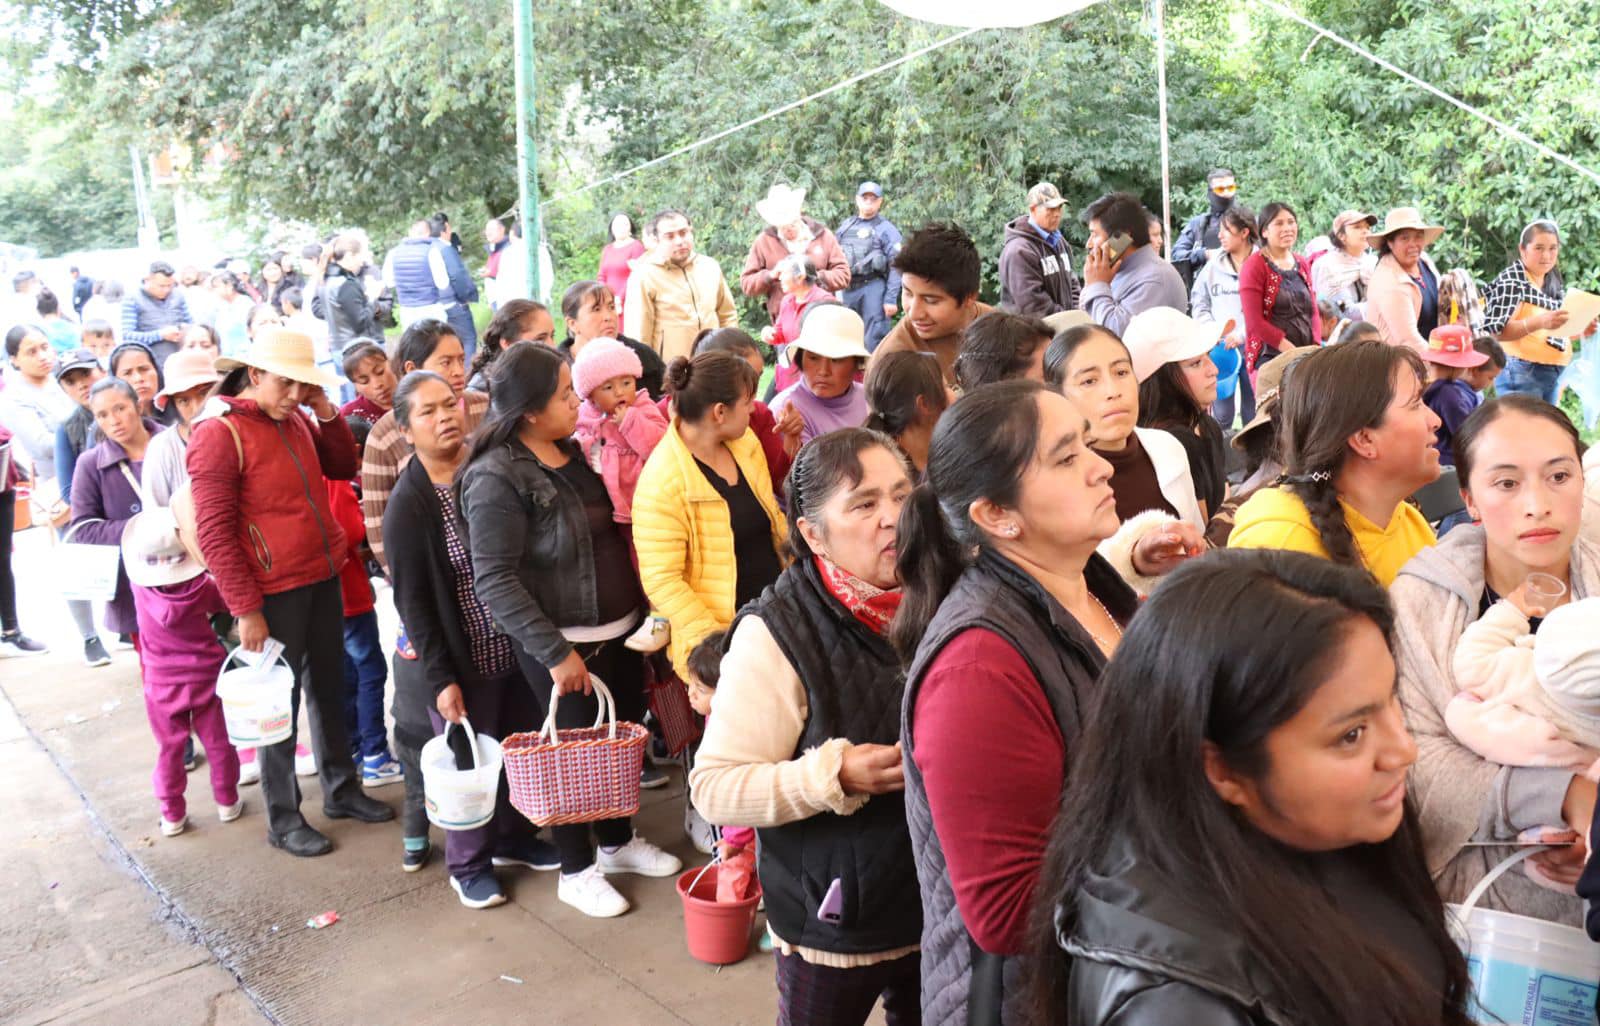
top-left (1545, 335), bottom-right (1568, 353)
top-left (1103, 232), bottom-right (1134, 264)
top-left (818, 878), bottom-right (844, 924)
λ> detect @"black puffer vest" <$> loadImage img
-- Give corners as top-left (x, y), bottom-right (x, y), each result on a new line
top-left (733, 557), bottom-right (922, 955)
top-left (901, 549), bottom-right (1137, 1026)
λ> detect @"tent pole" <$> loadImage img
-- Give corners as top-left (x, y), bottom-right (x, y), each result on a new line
top-left (1153, 0), bottom-right (1172, 258)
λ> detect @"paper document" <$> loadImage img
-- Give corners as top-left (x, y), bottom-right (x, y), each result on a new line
top-left (235, 637), bottom-right (285, 669)
top-left (1557, 288), bottom-right (1600, 337)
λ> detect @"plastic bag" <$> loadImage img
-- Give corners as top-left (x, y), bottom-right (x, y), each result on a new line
top-left (716, 841), bottom-right (758, 904)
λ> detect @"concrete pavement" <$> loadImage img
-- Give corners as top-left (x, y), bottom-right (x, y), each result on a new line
top-left (1, 523), bottom-right (812, 1026)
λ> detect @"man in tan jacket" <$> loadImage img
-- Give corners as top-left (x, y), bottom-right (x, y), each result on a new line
top-left (624, 209), bottom-right (739, 365)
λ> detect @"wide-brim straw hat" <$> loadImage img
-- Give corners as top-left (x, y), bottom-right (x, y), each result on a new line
top-left (756, 184), bottom-right (807, 229)
top-left (790, 304), bottom-right (870, 362)
top-left (1231, 345), bottom-right (1319, 450)
top-left (214, 327), bottom-right (339, 390)
top-left (155, 348), bottom-right (223, 410)
top-left (1368, 206), bottom-right (1444, 248)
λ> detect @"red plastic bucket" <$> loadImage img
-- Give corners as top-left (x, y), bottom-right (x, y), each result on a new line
top-left (677, 866), bottom-right (762, 965)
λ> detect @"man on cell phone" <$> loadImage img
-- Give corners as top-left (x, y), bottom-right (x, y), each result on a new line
top-left (1077, 191), bottom-right (1189, 336)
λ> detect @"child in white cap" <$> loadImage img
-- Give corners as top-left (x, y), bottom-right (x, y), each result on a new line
top-left (1448, 592), bottom-right (1600, 780)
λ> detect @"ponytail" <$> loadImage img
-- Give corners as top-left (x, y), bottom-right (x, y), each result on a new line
top-left (889, 482), bottom-right (970, 660)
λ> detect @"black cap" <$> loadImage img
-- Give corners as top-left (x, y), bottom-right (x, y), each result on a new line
top-left (54, 347), bottom-right (101, 380)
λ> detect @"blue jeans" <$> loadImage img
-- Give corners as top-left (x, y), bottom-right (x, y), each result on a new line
top-left (842, 278), bottom-right (890, 352)
top-left (342, 610), bottom-right (390, 760)
top-left (1211, 369), bottom-right (1256, 429)
top-left (445, 302), bottom-right (478, 359)
top-left (1495, 357), bottom-right (1563, 405)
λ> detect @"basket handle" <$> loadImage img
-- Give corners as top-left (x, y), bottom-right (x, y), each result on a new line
top-left (217, 644), bottom-right (291, 686)
top-left (540, 674), bottom-right (617, 745)
top-left (447, 716), bottom-right (483, 772)
top-left (1458, 845), bottom-right (1549, 918)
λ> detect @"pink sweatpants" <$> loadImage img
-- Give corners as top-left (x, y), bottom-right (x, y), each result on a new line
top-left (143, 679), bottom-right (240, 822)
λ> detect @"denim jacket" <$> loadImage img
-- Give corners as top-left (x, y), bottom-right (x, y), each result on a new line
top-left (459, 437), bottom-right (629, 669)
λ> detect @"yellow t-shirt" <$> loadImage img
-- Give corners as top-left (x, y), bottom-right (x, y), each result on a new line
top-left (1228, 486), bottom-right (1437, 586)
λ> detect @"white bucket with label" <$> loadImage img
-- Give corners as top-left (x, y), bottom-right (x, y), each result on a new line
top-left (215, 647), bottom-right (294, 747)
top-left (1448, 846), bottom-right (1600, 1025)
top-left (422, 717), bottom-right (504, 831)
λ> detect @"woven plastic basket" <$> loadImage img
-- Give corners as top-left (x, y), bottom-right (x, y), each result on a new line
top-left (504, 675), bottom-right (649, 826)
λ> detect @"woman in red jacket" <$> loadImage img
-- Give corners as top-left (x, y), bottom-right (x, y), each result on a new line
top-left (187, 327), bottom-right (394, 858)
top-left (1239, 202), bottom-right (1323, 378)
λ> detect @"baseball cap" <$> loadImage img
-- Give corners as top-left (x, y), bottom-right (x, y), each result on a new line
top-left (54, 347), bottom-right (101, 381)
top-left (1027, 183), bottom-right (1067, 210)
top-left (857, 181), bottom-right (883, 198)
top-left (1122, 307), bottom-right (1237, 383)
top-left (1332, 209), bottom-right (1378, 234)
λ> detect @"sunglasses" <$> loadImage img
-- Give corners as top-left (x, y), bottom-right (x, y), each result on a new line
top-left (1212, 184), bottom-right (1238, 196)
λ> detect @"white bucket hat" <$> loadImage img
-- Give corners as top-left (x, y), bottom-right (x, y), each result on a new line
top-left (791, 304), bottom-right (870, 362)
top-left (214, 327), bottom-right (339, 389)
top-left (1122, 307), bottom-right (1236, 383)
top-left (756, 184), bottom-right (807, 229)
top-left (122, 507), bottom-right (205, 588)
top-left (1368, 207), bottom-right (1445, 248)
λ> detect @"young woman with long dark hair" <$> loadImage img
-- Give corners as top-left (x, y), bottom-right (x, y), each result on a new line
top-left (1393, 395), bottom-right (1597, 922)
top-left (456, 341), bottom-right (680, 918)
top-left (465, 298), bottom-right (556, 392)
top-left (1025, 549), bottom-right (1474, 1026)
top-left (1123, 307), bottom-right (1228, 519)
top-left (894, 380), bottom-right (1139, 1024)
top-left (1229, 341), bottom-right (1441, 585)
top-left (863, 349), bottom-right (949, 477)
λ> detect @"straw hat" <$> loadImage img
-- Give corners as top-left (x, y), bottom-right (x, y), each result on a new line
top-left (1231, 345), bottom-right (1319, 450)
top-left (756, 184), bottom-right (808, 229)
top-left (1368, 207), bottom-right (1444, 248)
top-left (156, 348), bottom-right (223, 410)
top-left (121, 506), bottom-right (205, 588)
top-left (790, 304), bottom-right (870, 362)
top-left (1122, 307), bottom-right (1237, 383)
top-left (214, 327), bottom-right (339, 389)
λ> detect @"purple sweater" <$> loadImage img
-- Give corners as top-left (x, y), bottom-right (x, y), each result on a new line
top-left (68, 421), bottom-right (161, 634)
top-left (131, 574), bottom-right (228, 687)
top-left (769, 379), bottom-right (869, 446)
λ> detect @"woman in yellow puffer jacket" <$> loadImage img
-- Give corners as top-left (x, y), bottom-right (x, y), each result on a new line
top-left (633, 351), bottom-right (787, 678)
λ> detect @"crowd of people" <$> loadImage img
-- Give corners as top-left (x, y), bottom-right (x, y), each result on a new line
top-left (4, 171), bottom-right (1600, 1025)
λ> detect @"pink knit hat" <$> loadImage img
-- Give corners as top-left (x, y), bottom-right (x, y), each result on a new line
top-left (572, 337), bottom-right (644, 399)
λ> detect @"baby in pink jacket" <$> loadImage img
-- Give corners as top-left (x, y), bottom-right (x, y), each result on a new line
top-left (571, 338), bottom-right (668, 526)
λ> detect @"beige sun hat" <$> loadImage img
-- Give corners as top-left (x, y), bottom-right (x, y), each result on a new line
top-left (790, 304), bottom-right (870, 362)
top-left (214, 327), bottom-right (339, 389)
top-left (121, 507), bottom-right (205, 588)
top-left (756, 184), bottom-right (808, 229)
top-left (155, 348), bottom-right (223, 410)
top-left (1368, 206), bottom-right (1444, 248)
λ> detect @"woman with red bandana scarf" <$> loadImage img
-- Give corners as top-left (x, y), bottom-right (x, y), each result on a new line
top-left (689, 428), bottom-right (921, 1026)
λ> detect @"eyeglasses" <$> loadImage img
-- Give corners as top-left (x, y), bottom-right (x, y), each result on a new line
top-left (1212, 184), bottom-right (1238, 196)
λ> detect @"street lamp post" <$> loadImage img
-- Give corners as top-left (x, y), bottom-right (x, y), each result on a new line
top-left (513, 0), bottom-right (542, 300)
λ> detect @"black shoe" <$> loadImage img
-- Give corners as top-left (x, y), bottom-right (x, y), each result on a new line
top-left (83, 637), bottom-right (112, 667)
top-left (268, 825), bottom-right (333, 857)
top-left (402, 841), bottom-right (431, 873)
top-left (491, 836), bottom-right (561, 871)
top-left (640, 764), bottom-right (670, 790)
top-left (323, 793), bottom-right (395, 823)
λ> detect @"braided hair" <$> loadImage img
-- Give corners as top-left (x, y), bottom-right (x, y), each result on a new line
top-left (1275, 341), bottom-right (1426, 570)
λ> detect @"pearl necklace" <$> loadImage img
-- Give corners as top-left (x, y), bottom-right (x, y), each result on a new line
top-left (1084, 592), bottom-right (1123, 652)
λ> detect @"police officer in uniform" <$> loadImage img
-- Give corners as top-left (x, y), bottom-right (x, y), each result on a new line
top-left (836, 181), bottom-right (904, 352)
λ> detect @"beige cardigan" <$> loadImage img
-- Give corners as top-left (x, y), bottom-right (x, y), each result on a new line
top-left (1367, 252), bottom-right (1439, 350)
top-left (1391, 525), bottom-right (1600, 921)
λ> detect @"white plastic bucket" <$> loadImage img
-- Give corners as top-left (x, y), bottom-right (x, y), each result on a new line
top-left (1448, 847), bottom-right (1600, 1025)
top-left (422, 717), bottom-right (504, 831)
top-left (215, 647), bottom-right (294, 747)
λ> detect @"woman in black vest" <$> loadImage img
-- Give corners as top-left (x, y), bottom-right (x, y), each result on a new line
top-left (457, 342), bottom-right (681, 920)
top-left (892, 379), bottom-right (1138, 1026)
top-left (690, 428), bottom-right (920, 1026)
top-left (1025, 550), bottom-right (1473, 1025)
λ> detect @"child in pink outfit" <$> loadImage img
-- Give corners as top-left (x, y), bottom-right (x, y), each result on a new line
top-left (125, 508), bottom-right (241, 835)
top-left (571, 337), bottom-right (669, 527)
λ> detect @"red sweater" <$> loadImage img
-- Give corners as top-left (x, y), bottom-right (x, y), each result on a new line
top-left (912, 627), bottom-right (1065, 955)
top-left (187, 397), bottom-right (357, 616)
top-left (326, 478), bottom-right (375, 616)
top-left (1238, 250), bottom-right (1324, 373)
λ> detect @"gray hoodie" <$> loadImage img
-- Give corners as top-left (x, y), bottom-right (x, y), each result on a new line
top-left (1391, 524), bottom-right (1600, 921)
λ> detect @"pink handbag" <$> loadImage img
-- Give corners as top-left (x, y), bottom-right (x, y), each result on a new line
top-left (503, 675), bottom-right (649, 827)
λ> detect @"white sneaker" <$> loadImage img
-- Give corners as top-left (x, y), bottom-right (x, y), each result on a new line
top-left (294, 743), bottom-right (317, 777)
top-left (238, 749), bottom-right (260, 786)
top-left (218, 799), bottom-right (244, 822)
top-left (684, 804), bottom-right (716, 855)
top-left (623, 616), bottom-right (671, 653)
top-left (596, 834), bottom-right (683, 878)
top-left (558, 865), bottom-right (630, 918)
top-left (160, 815), bottom-right (188, 837)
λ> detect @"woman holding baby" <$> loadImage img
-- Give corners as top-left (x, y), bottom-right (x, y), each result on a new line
top-left (1392, 394), bottom-right (1599, 920)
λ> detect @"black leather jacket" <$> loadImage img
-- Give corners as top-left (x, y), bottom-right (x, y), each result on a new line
top-left (457, 437), bottom-right (641, 669)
